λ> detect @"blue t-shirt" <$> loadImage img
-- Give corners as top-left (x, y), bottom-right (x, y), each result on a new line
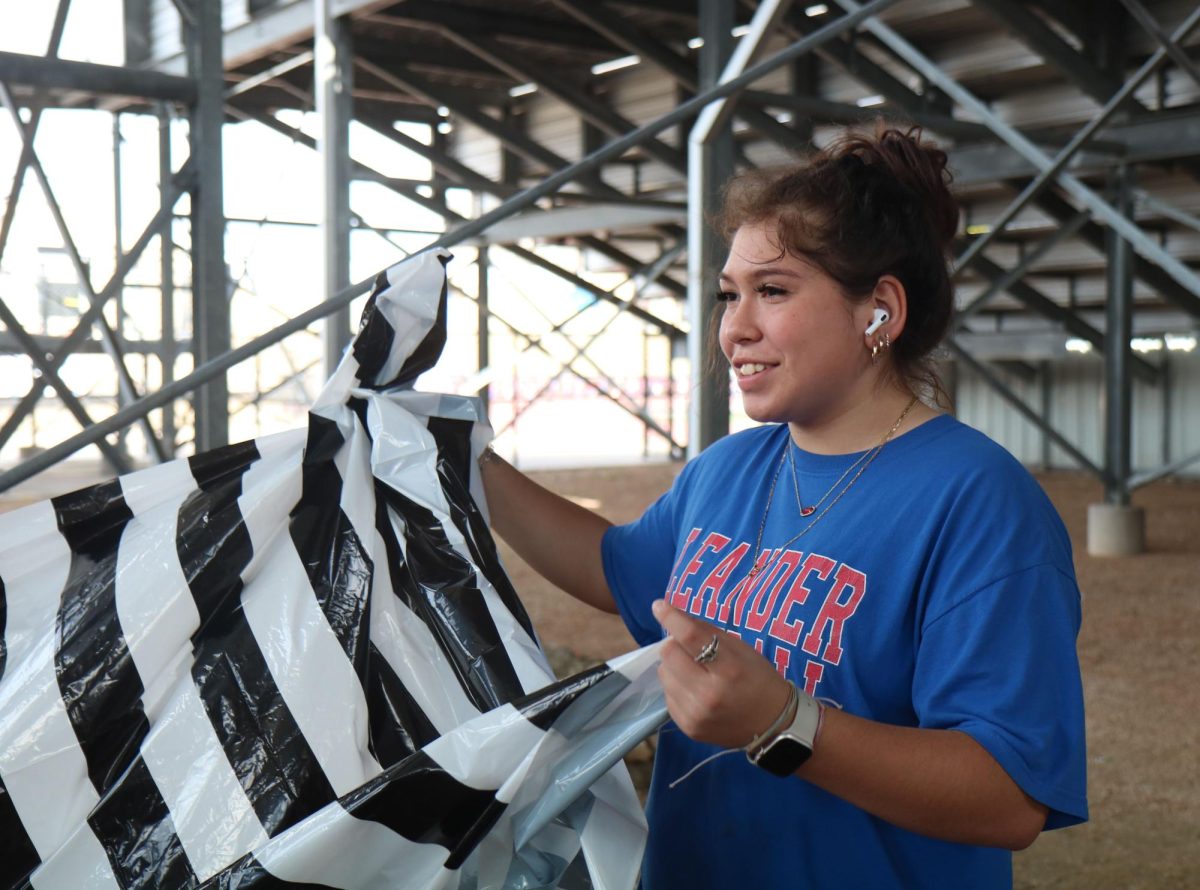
top-left (602, 415), bottom-right (1087, 889)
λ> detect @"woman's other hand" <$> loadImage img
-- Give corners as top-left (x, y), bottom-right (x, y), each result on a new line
top-left (652, 599), bottom-right (791, 750)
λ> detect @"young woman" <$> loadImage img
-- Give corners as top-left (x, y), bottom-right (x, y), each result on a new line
top-left (479, 126), bottom-right (1087, 888)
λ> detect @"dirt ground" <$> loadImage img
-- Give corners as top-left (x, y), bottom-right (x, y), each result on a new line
top-left (2, 461), bottom-right (1194, 886)
top-left (507, 464), bottom-right (1200, 890)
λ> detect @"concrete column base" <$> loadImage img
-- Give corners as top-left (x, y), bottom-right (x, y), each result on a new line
top-left (1086, 503), bottom-right (1145, 557)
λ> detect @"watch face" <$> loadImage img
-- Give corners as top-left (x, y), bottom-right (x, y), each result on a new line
top-left (756, 735), bottom-right (813, 777)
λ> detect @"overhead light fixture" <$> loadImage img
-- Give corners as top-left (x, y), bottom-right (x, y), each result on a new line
top-left (776, 111), bottom-right (794, 124)
top-left (508, 82), bottom-right (537, 98)
top-left (731, 25), bottom-right (751, 37)
top-left (855, 94), bottom-right (885, 108)
top-left (1166, 333), bottom-right (1197, 352)
top-left (591, 54), bottom-right (640, 76)
top-left (687, 36), bottom-right (704, 49)
top-left (966, 224), bottom-right (992, 235)
top-left (805, 4), bottom-right (830, 16)
top-left (1065, 338), bottom-right (1093, 354)
top-left (436, 105), bottom-right (450, 117)
top-left (436, 121), bottom-right (453, 134)
top-left (1131, 337), bottom-right (1164, 353)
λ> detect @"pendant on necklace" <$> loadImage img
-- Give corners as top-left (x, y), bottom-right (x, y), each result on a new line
top-left (748, 566), bottom-right (759, 577)
top-left (800, 506), bottom-right (815, 517)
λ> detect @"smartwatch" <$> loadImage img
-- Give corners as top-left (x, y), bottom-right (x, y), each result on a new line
top-left (746, 685), bottom-right (821, 777)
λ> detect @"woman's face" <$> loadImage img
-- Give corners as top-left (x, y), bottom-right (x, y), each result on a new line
top-left (718, 221), bottom-right (876, 427)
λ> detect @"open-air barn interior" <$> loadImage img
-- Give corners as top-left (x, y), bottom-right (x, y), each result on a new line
top-left (0, 1), bottom-right (1198, 887)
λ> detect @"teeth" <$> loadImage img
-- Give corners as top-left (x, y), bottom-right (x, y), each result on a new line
top-left (738, 363), bottom-right (767, 376)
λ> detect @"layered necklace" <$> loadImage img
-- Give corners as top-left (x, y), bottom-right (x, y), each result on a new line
top-left (745, 396), bottom-right (918, 580)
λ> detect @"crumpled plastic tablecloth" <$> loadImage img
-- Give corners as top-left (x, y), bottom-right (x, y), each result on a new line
top-left (0, 248), bottom-right (667, 890)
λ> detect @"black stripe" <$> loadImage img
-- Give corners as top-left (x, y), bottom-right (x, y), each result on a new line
top-left (512, 663), bottom-right (611, 733)
top-left (343, 749), bottom-right (504, 870)
top-left (0, 775), bottom-right (41, 888)
top-left (289, 415), bottom-right (371, 677)
top-left (198, 854), bottom-right (339, 889)
top-left (179, 446), bottom-right (338, 837)
top-left (425, 415), bottom-right (536, 642)
top-left (87, 757), bottom-right (200, 889)
top-left (349, 272), bottom-right (396, 386)
top-left (374, 483), bottom-right (524, 712)
top-left (365, 643), bottom-right (440, 768)
top-left (51, 480), bottom-right (149, 796)
top-left (0, 574), bottom-right (7, 682)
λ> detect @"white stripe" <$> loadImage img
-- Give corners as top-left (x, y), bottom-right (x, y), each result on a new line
top-left (0, 501), bottom-right (117, 886)
top-left (367, 395), bottom-right (555, 694)
top-left (254, 800), bottom-right (456, 890)
top-left (28, 824), bottom-right (120, 890)
top-left (237, 431), bottom-right (382, 796)
top-left (117, 458), bottom-right (270, 880)
top-left (139, 674), bottom-right (270, 880)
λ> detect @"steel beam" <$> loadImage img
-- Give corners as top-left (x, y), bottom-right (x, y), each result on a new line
top-left (1116, 0), bottom-right (1200, 91)
top-left (833, 0), bottom-right (1200, 304)
top-left (957, 247), bottom-right (1158, 383)
top-left (1032, 188), bottom-right (1200, 319)
top-left (0, 296), bottom-right (132, 472)
top-left (187, 0), bottom-right (230, 451)
top-left (316, 1), bottom-right (354, 375)
top-left (687, 0), bottom-right (757, 457)
top-left (225, 49), bottom-right (314, 99)
top-left (546, 0), bottom-right (809, 151)
top-left (0, 163), bottom-right (194, 454)
top-left (0, 50), bottom-right (195, 104)
top-left (1103, 165), bottom-right (1135, 504)
top-left (0, 81), bottom-right (166, 460)
top-left (158, 104), bottom-right (176, 456)
top-left (976, 0), bottom-right (1145, 113)
top-left (957, 211), bottom-right (1091, 321)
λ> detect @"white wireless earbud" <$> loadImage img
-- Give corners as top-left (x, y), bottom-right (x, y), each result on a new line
top-left (864, 308), bottom-right (890, 336)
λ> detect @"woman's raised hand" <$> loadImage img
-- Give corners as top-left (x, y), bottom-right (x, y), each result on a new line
top-left (652, 599), bottom-right (792, 750)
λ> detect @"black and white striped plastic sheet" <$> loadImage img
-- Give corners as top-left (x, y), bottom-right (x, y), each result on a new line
top-left (0, 249), bottom-right (664, 889)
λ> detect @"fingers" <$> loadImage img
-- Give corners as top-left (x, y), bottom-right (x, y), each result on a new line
top-left (652, 598), bottom-right (721, 661)
top-left (652, 598), bottom-right (792, 750)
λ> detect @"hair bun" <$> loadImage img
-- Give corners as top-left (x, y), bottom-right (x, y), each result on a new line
top-left (833, 125), bottom-right (959, 249)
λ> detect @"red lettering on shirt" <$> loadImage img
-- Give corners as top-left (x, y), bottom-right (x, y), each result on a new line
top-left (696, 540), bottom-right (750, 618)
top-left (772, 645), bottom-right (791, 676)
top-left (801, 659), bottom-right (825, 696)
top-left (664, 528), bottom-right (703, 609)
top-left (767, 553), bottom-right (836, 645)
top-left (717, 548), bottom-right (775, 625)
top-left (800, 563), bottom-right (867, 665)
top-left (745, 550), bottom-right (802, 633)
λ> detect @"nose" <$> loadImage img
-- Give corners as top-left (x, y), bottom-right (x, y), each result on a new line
top-left (719, 295), bottom-right (761, 345)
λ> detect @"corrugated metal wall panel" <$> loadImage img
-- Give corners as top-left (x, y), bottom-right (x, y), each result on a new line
top-left (957, 354), bottom-right (1200, 479)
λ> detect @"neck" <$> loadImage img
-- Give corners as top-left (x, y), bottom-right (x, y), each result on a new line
top-left (787, 386), bottom-right (929, 455)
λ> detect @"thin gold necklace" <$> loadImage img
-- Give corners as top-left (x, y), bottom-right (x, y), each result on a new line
top-left (746, 396), bottom-right (918, 579)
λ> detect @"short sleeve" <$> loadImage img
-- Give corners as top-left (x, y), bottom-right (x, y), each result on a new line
top-left (914, 563), bottom-right (1088, 829)
top-left (602, 474), bottom-right (688, 647)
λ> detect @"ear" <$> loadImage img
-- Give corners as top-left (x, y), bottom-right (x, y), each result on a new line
top-left (860, 274), bottom-right (907, 346)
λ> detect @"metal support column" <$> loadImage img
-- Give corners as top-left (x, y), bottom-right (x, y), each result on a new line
top-left (687, 0), bottom-right (737, 457)
top-left (187, 0), bottom-right (228, 451)
top-left (1104, 165), bottom-right (1135, 505)
top-left (159, 105), bottom-right (176, 456)
top-left (316, 0), bottom-right (353, 375)
top-left (477, 245), bottom-right (491, 411)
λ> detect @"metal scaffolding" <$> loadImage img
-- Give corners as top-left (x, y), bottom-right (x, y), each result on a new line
top-left (2, 0), bottom-right (1200, 528)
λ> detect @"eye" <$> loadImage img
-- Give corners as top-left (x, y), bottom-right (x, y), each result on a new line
top-left (714, 289), bottom-right (739, 302)
top-left (755, 283), bottom-right (787, 298)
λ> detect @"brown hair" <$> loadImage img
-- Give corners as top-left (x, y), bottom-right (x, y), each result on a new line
top-left (718, 124), bottom-right (958, 402)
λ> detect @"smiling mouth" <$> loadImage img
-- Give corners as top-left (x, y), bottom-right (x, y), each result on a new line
top-left (736, 362), bottom-right (771, 376)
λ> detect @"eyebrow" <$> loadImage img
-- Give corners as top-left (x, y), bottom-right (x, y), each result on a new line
top-left (718, 264), bottom-right (805, 283)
